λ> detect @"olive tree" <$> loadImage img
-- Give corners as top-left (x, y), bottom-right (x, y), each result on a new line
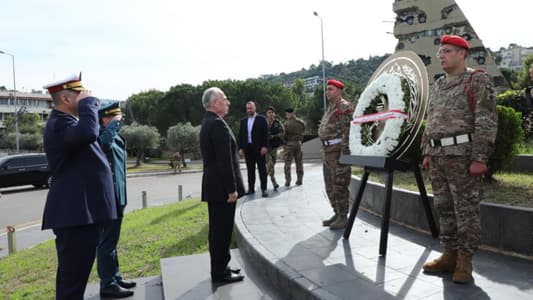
top-left (166, 122), bottom-right (201, 161)
top-left (121, 124), bottom-right (160, 166)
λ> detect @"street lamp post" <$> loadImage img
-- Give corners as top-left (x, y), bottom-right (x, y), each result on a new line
top-left (313, 11), bottom-right (327, 112)
top-left (0, 50), bottom-right (19, 153)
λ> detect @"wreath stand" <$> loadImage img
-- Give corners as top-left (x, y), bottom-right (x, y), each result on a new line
top-left (339, 155), bottom-right (439, 256)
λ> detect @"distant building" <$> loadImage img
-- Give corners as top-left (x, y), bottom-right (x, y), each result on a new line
top-left (282, 76), bottom-right (322, 93)
top-left (499, 44), bottom-right (533, 71)
top-left (0, 91), bottom-right (52, 128)
top-left (304, 76), bottom-right (321, 92)
top-left (392, 0), bottom-right (505, 87)
top-left (0, 91), bottom-right (122, 129)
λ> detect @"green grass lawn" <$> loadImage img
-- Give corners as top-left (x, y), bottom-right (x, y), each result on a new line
top-left (0, 199), bottom-right (209, 300)
top-left (352, 167), bottom-right (533, 208)
top-left (126, 163), bottom-right (202, 173)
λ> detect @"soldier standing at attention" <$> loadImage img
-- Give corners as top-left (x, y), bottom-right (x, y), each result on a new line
top-left (318, 79), bottom-right (354, 230)
top-left (421, 35), bottom-right (497, 284)
top-left (266, 106), bottom-right (285, 191)
top-left (283, 108), bottom-right (305, 186)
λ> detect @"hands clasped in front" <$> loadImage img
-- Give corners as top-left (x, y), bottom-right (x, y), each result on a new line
top-left (422, 156), bottom-right (488, 176)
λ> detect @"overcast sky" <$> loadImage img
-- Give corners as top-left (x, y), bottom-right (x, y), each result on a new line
top-left (0, 0), bottom-right (530, 100)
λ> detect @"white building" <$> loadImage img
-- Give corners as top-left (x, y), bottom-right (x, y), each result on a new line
top-left (499, 44), bottom-right (533, 71)
top-left (0, 91), bottom-right (52, 128)
top-left (304, 76), bottom-right (321, 91)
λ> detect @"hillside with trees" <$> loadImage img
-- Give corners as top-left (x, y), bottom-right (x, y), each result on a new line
top-left (260, 54), bottom-right (390, 88)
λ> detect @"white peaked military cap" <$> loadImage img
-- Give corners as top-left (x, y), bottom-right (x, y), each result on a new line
top-left (43, 72), bottom-right (85, 94)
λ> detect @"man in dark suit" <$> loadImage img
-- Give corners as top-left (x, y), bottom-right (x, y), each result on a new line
top-left (42, 73), bottom-right (117, 300)
top-left (200, 87), bottom-right (245, 284)
top-left (238, 101), bottom-right (269, 197)
top-left (97, 102), bottom-right (135, 298)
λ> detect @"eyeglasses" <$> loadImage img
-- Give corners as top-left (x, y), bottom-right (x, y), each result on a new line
top-left (436, 48), bottom-right (457, 58)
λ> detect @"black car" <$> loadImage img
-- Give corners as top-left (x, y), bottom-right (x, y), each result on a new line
top-left (0, 153), bottom-right (51, 188)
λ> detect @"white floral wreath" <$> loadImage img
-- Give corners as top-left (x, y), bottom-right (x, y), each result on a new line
top-left (349, 73), bottom-right (408, 156)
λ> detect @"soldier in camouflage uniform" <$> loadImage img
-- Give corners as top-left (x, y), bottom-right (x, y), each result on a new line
top-left (283, 108), bottom-right (305, 186)
top-left (266, 106), bottom-right (284, 190)
top-left (318, 79), bottom-right (354, 230)
top-left (421, 35), bottom-right (497, 284)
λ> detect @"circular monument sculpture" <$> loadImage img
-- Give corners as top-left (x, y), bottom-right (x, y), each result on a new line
top-left (349, 50), bottom-right (429, 161)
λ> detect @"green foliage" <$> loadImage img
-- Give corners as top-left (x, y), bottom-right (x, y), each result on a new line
top-left (124, 56), bottom-right (384, 140)
top-left (516, 140), bottom-right (533, 154)
top-left (125, 90), bottom-right (165, 126)
top-left (486, 105), bottom-right (524, 180)
top-left (497, 89), bottom-right (526, 111)
top-left (1, 113), bottom-right (44, 151)
top-left (496, 89), bottom-right (533, 140)
top-left (291, 78), bottom-right (305, 102)
top-left (121, 124), bottom-right (160, 165)
top-left (166, 122), bottom-right (201, 159)
top-left (500, 68), bottom-right (518, 89)
top-left (0, 199), bottom-right (209, 299)
top-left (515, 54), bottom-right (533, 89)
top-left (260, 54), bottom-right (390, 89)
top-left (153, 84), bottom-right (202, 135)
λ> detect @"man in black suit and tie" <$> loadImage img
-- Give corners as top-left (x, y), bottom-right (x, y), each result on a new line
top-left (42, 73), bottom-right (117, 299)
top-left (238, 101), bottom-right (269, 197)
top-left (200, 87), bottom-right (245, 284)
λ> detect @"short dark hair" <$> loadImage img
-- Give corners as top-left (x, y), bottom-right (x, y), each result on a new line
top-left (266, 106), bottom-right (275, 112)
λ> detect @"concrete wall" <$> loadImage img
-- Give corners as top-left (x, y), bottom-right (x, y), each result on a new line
top-left (505, 154), bottom-right (533, 173)
top-left (350, 176), bottom-right (533, 257)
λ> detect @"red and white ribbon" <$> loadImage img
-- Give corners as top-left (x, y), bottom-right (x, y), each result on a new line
top-left (352, 109), bottom-right (408, 124)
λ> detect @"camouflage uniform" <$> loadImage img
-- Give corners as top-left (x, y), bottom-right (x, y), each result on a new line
top-left (318, 99), bottom-right (354, 218)
top-left (421, 68), bottom-right (497, 255)
top-left (267, 118), bottom-right (284, 188)
top-left (283, 117), bottom-right (305, 185)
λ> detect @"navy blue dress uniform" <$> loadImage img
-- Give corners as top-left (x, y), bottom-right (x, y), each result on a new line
top-left (96, 102), bottom-right (136, 298)
top-left (200, 87), bottom-right (245, 283)
top-left (42, 73), bottom-right (117, 300)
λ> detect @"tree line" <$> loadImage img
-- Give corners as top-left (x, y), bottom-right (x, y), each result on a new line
top-left (3, 52), bottom-right (532, 172)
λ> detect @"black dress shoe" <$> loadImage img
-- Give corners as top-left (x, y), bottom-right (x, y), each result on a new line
top-left (100, 285), bottom-right (134, 298)
top-left (212, 273), bottom-right (245, 284)
top-left (117, 279), bottom-right (137, 289)
top-left (273, 184), bottom-right (279, 191)
top-left (262, 191), bottom-right (268, 197)
top-left (245, 190), bottom-right (255, 195)
top-left (226, 267), bottom-right (241, 274)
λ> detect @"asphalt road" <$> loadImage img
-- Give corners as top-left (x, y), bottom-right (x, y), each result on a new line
top-left (0, 171), bottom-right (204, 231)
top-left (0, 162), bottom-right (321, 257)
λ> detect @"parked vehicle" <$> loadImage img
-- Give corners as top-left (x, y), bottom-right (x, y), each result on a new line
top-left (0, 153), bottom-right (51, 188)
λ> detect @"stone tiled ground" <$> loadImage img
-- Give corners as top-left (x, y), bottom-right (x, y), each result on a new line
top-left (235, 163), bottom-right (533, 300)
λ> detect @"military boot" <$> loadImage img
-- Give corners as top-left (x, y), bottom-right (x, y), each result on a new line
top-left (271, 178), bottom-right (279, 191)
top-left (329, 215), bottom-right (347, 230)
top-left (422, 249), bottom-right (457, 273)
top-left (452, 252), bottom-right (473, 284)
top-left (322, 214), bottom-right (338, 226)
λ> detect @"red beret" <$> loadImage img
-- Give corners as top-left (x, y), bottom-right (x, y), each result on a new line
top-left (440, 35), bottom-right (469, 49)
top-left (327, 79), bottom-right (345, 89)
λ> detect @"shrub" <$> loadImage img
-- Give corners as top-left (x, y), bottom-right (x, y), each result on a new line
top-left (486, 105), bottom-right (524, 181)
top-left (497, 89), bottom-right (533, 140)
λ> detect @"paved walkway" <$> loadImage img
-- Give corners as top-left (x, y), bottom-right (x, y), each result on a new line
top-left (235, 163), bottom-right (533, 299)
